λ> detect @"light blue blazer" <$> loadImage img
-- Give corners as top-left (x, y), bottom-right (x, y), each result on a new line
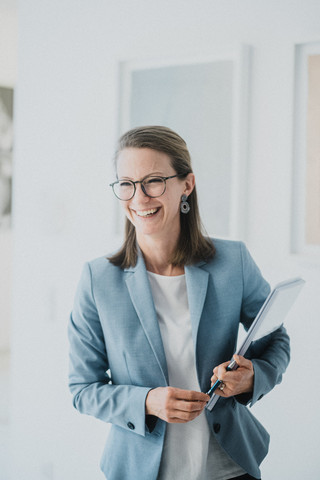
top-left (68, 239), bottom-right (290, 479)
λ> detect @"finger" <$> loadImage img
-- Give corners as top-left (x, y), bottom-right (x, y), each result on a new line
top-left (210, 377), bottom-right (224, 390)
top-left (210, 374), bottom-right (218, 386)
top-left (174, 388), bottom-right (210, 403)
top-left (233, 354), bottom-right (252, 369)
top-left (214, 387), bottom-right (228, 398)
top-left (212, 361), bottom-right (232, 385)
top-left (167, 401), bottom-right (207, 422)
top-left (215, 364), bottom-right (229, 382)
top-left (213, 360), bottom-right (230, 376)
top-left (174, 399), bottom-right (207, 413)
top-left (170, 408), bottom-right (205, 422)
top-left (215, 380), bottom-right (234, 398)
top-left (168, 409), bottom-right (204, 423)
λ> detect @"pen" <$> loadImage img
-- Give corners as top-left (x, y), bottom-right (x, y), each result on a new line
top-left (206, 357), bottom-right (238, 396)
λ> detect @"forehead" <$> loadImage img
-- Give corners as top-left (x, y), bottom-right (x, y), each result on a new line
top-left (116, 148), bottom-right (174, 178)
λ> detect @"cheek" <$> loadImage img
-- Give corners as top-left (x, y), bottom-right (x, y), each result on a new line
top-left (165, 195), bottom-right (182, 219)
top-left (121, 202), bottom-right (131, 218)
top-left (170, 191), bottom-right (183, 209)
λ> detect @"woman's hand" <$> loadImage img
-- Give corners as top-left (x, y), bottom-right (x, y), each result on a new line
top-left (145, 387), bottom-right (210, 423)
top-left (210, 355), bottom-right (254, 397)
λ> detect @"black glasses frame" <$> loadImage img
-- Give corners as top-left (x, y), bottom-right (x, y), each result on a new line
top-left (109, 174), bottom-right (182, 200)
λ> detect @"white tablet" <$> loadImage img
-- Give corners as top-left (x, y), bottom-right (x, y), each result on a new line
top-left (237, 277), bottom-right (305, 355)
top-left (206, 277), bottom-right (305, 411)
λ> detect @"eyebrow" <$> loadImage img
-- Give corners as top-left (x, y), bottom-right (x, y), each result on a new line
top-left (118, 172), bottom-right (166, 180)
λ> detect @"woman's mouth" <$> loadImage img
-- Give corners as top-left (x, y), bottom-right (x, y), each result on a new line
top-left (134, 208), bottom-right (160, 218)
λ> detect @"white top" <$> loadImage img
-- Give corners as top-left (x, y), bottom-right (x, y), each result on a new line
top-left (147, 271), bottom-right (245, 480)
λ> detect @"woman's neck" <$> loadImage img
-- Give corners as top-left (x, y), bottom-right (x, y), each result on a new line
top-left (137, 233), bottom-right (184, 276)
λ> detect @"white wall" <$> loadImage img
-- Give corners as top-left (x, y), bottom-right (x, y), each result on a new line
top-left (10, 1), bottom-right (320, 479)
top-left (0, 2), bottom-right (17, 351)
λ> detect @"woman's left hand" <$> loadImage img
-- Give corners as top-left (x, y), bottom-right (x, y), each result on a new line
top-left (210, 355), bottom-right (254, 397)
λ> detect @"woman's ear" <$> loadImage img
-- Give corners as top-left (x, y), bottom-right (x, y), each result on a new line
top-left (184, 173), bottom-right (195, 196)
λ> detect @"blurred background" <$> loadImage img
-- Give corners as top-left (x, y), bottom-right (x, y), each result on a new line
top-left (0, 0), bottom-right (320, 478)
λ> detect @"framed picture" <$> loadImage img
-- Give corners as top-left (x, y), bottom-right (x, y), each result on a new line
top-left (116, 46), bottom-right (251, 240)
top-left (292, 41), bottom-right (320, 255)
top-left (0, 86), bottom-right (14, 230)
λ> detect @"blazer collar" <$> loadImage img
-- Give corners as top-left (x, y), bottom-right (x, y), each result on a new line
top-left (184, 263), bottom-right (209, 348)
top-left (124, 251), bottom-right (169, 384)
top-left (124, 250), bottom-right (210, 381)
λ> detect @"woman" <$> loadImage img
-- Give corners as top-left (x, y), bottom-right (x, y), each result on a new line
top-left (68, 126), bottom-right (290, 480)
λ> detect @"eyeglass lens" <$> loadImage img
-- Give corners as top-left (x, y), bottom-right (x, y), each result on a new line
top-left (114, 176), bottom-right (166, 200)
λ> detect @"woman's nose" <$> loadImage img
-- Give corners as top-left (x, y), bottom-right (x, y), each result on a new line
top-left (133, 182), bottom-right (150, 202)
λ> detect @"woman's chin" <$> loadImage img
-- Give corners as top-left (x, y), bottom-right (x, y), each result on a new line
top-left (130, 211), bottom-right (162, 235)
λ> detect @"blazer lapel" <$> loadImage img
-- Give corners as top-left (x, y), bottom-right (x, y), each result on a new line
top-left (125, 253), bottom-right (168, 384)
top-left (185, 263), bottom-right (209, 348)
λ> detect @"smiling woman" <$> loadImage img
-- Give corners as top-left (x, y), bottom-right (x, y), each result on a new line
top-left (114, 147), bottom-right (195, 274)
top-left (108, 126), bottom-right (215, 271)
top-left (68, 125), bottom-right (290, 480)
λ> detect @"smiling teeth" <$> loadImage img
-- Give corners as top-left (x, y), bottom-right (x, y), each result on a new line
top-left (136, 208), bottom-right (158, 217)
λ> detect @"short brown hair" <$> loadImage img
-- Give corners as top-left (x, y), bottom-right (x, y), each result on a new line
top-left (108, 126), bottom-right (215, 268)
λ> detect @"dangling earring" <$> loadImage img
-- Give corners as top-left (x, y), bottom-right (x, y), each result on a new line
top-left (180, 194), bottom-right (190, 214)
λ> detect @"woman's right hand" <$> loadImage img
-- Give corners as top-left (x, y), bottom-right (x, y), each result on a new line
top-left (145, 387), bottom-right (209, 423)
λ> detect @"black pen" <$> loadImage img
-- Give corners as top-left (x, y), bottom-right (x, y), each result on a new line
top-left (206, 357), bottom-right (238, 396)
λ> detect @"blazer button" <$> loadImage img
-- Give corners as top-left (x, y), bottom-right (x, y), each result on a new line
top-left (213, 423), bottom-right (221, 434)
top-left (127, 422), bottom-right (135, 430)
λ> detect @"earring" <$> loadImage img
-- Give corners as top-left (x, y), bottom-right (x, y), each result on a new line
top-left (180, 194), bottom-right (190, 214)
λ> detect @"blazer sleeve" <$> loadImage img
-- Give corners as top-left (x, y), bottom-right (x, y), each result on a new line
top-left (68, 262), bottom-right (152, 436)
top-left (236, 242), bottom-right (290, 407)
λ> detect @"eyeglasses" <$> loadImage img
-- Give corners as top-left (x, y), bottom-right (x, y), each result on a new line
top-left (110, 174), bottom-right (182, 201)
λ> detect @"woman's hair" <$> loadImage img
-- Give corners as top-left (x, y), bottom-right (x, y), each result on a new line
top-left (108, 125), bottom-right (215, 268)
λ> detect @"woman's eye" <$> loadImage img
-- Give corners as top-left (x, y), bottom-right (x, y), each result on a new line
top-left (119, 181), bottom-right (132, 187)
top-left (145, 177), bottom-right (163, 184)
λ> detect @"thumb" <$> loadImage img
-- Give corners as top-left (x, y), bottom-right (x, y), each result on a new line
top-left (233, 354), bottom-right (251, 369)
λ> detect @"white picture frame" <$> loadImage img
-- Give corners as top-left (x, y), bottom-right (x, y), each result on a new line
top-left (291, 40), bottom-right (320, 256)
top-left (0, 86), bottom-right (14, 230)
top-left (115, 46), bottom-right (252, 240)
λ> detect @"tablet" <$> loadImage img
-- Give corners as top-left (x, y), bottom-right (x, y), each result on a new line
top-left (238, 277), bottom-right (305, 355)
top-left (206, 277), bottom-right (305, 411)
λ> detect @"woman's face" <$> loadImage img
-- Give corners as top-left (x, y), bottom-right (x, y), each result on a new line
top-left (116, 147), bottom-right (194, 242)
